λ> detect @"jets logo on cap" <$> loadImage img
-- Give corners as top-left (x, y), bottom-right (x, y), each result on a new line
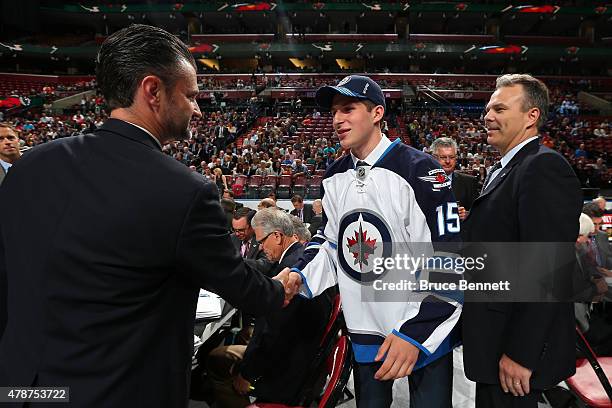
top-left (337, 76), bottom-right (352, 86)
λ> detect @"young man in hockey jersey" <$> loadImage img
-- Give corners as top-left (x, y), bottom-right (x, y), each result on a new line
top-left (277, 75), bottom-right (462, 407)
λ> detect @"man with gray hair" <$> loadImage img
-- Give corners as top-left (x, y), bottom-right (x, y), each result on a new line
top-left (431, 136), bottom-right (479, 221)
top-left (290, 215), bottom-right (311, 244)
top-left (209, 207), bottom-right (332, 405)
top-left (308, 199), bottom-right (324, 237)
top-left (462, 74), bottom-right (582, 407)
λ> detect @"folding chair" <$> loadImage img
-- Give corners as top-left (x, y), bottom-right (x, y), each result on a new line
top-left (276, 175), bottom-right (293, 200)
top-left (260, 175), bottom-right (279, 199)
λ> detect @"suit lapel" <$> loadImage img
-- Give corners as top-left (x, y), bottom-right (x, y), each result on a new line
top-left (248, 236), bottom-right (260, 258)
top-left (475, 139), bottom-right (540, 201)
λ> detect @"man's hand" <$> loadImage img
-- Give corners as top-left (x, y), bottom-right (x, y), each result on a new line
top-left (458, 206), bottom-right (468, 221)
top-left (499, 354), bottom-right (532, 396)
top-left (273, 267), bottom-right (303, 307)
top-left (596, 267), bottom-right (612, 278)
top-left (373, 333), bottom-right (420, 381)
top-left (232, 373), bottom-right (251, 395)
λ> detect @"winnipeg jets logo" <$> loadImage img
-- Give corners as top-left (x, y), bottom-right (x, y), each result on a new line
top-left (418, 168), bottom-right (451, 191)
top-left (347, 223), bottom-right (377, 268)
top-left (337, 76), bottom-right (352, 86)
top-left (338, 209), bottom-right (392, 283)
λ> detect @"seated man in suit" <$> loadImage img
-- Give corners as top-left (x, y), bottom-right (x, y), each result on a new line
top-left (208, 208), bottom-right (332, 407)
top-left (431, 137), bottom-right (479, 221)
top-left (231, 207), bottom-right (274, 276)
top-left (582, 202), bottom-right (612, 270)
top-left (307, 199), bottom-right (323, 237)
top-left (290, 194), bottom-right (314, 223)
top-left (290, 214), bottom-right (311, 245)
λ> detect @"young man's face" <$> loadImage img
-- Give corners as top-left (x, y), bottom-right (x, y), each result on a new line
top-left (331, 94), bottom-right (380, 152)
top-left (0, 127), bottom-right (20, 161)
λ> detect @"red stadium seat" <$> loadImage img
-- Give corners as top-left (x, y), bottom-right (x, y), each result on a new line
top-left (246, 294), bottom-right (353, 408)
top-left (565, 327), bottom-right (612, 407)
top-left (276, 175), bottom-right (293, 199)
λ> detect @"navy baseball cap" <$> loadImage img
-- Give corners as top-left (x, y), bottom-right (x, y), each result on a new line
top-left (315, 75), bottom-right (386, 111)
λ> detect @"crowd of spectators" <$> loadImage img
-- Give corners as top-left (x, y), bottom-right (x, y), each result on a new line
top-left (407, 108), bottom-right (610, 190)
top-left (1, 79), bottom-right (610, 195)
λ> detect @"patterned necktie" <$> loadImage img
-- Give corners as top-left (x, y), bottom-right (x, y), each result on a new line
top-left (481, 161), bottom-right (502, 194)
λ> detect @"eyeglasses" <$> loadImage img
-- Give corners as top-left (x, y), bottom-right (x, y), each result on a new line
top-left (232, 227), bottom-right (248, 233)
top-left (257, 231), bottom-right (281, 245)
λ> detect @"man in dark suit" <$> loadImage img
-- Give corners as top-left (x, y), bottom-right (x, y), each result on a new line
top-left (209, 208), bottom-right (332, 406)
top-left (290, 194), bottom-right (314, 223)
top-left (0, 123), bottom-right (21, 187)
top-left (231, 207), bottom-right (274, 276)
top-left (582, 202), bottom-right (612, 269)
top-left (431, 136), bottom-right (480, 221)
top-left (307, 199), bottom-right (323, 237)
top-left (462, 74), bottom-right (582, 407)
top-left (0, 25), bottom-right (288, 408)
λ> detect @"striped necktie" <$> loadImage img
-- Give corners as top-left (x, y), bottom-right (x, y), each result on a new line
top-left (481, 161), bottom-right (502, 194)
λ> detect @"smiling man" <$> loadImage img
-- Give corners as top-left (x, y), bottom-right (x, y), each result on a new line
top-left (462, 74), bottom-right (582, 407)
top-left (0, 24), bottom-right (286, 407)
top-left (278, 75), bottom-right (462, 408)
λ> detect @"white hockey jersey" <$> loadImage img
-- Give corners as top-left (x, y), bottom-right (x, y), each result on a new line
top-left (292, 136), bottom-right (463, 369)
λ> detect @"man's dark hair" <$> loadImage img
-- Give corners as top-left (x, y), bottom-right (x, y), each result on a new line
top-left (96, 24), bottom-right (196, 110)
top-left (582, 202), bottom-right (604, 218)
top-left (291, 194), bottom-right (303, 203)
top-left (233, 207), bottom-right (256, 224)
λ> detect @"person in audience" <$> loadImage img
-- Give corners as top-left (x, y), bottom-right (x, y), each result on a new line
top-left (291, 158), bottom-right (309, 179)
top-left (0, 123), bottom-right (22, 186)
top-left (290, 215), bottom-right (311, 245)
top-left (213, 167), bottom-right (228, 195)
top-left (593, 196), bottom-right (607, 212)
top-left (290, 194), bottom-right (314, 223)
top-left (208, 208), bottom-right (332, 407)
top-left (431, 137), bottom-right (479, 221)
top-left (574, 213), bottom-right (608, 304)
top-left (255, 161), bottom-right (271, 177)
top-left (307, 199), bottom-right (323, 237)
top-left (257, 198), bottom-right (276, 210)
top-left (0, 24), bottom-right (287, 407)
top-left (231, 207), bottom-right (274, 275)
top-left (582, 203), bottom-right (612, 270)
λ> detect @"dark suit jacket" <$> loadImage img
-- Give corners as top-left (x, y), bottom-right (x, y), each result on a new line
top-left (231, 234), bottom-right (275, 277)
top-left (461, 139), bottom-right (582, 390)
top-left (308, 214), bottom-right (323, 237)
top-left (451, 171), bottom-right (479, 211)
top-left (239, 242), bottom-right (332, 404)
top-left (290, 204), bottom-right (314, 223)
top-left (594, 230), bottom-right (612, 269)
top-left (0, 119), bottom-right (284, 408)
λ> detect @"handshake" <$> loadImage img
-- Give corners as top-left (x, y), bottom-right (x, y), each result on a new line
top-left (272, 267), bottom-right (303, 307)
